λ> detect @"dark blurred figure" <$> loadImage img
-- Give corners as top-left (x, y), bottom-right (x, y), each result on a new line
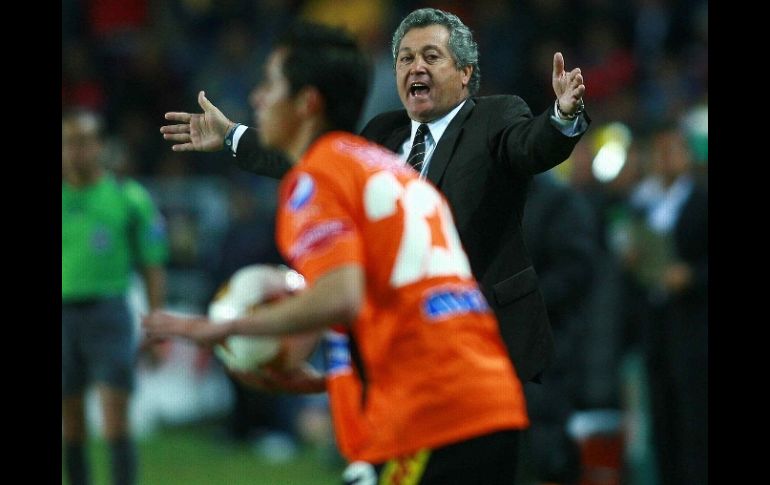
top-left (623, 122), bottom-right (707, 485)
top-left (520, 170), bottom-right (600, 485)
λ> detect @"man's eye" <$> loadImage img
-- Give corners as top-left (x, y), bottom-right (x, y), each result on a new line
top-left (400, 56), bottom-right (412, 63)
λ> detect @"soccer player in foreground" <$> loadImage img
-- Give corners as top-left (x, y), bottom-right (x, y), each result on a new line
top-left (143, 22), bottom-right (529, 484)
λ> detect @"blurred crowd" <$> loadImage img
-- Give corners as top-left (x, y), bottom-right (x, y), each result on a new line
top-left (63, 1), bottom-right (707, 484)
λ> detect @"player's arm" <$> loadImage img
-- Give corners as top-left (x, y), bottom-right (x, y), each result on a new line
top-left (229, 331), bottom-right (327, 394)
top-left (232, 264), bottom-right (363, 335)
top-left (143, 264), bottom-right (363, 343)
top-left (137, 264), bottom-right (171, 366)
top-left (140, 265), bottom-right (166, 312)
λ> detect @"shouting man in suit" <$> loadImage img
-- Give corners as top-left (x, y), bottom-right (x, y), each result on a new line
top-left (160, 7), bottom-right (589, 383)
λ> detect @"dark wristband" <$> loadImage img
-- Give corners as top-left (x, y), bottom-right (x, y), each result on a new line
top-left (224, 123), bottom-right (243, 151)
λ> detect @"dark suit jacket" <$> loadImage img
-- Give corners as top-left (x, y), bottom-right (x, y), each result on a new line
top-left (671, 182), bottom-right (708, 306)
top-left (235, 95), bottom-right (589, 382)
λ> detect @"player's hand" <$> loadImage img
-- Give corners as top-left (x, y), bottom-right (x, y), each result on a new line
top-left (160, 90), bottom-right (236, 152)
top-left (137, 336), bottom-right (172, 368)
top-left (552, 52), bottom-right (586, 116)
top-left (229, 362), bottom-right (326, 394)
top-left (142, 310), bottom-right (229, 347)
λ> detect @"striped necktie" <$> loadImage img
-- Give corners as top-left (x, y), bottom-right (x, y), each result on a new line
top-left (407, 123), bottom-right (430, 172)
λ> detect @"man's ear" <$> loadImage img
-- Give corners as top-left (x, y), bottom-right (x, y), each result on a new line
top-left (460, 65), bottom-right (473, 90)
top-left (295, 86), bottom-right (325, 118)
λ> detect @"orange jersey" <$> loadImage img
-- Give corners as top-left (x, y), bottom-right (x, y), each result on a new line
top-left (276, 132), bottom-right (528, 463)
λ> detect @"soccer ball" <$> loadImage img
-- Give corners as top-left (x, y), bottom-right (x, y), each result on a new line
top-left (208, 264), bottom-right (306, 371)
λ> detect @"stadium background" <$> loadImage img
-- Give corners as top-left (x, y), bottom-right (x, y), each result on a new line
top-left (62, 1), bottom-right (707, 484)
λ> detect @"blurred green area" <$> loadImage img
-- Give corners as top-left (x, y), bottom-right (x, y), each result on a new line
top-left (62, 422), bottom-right (345, 485)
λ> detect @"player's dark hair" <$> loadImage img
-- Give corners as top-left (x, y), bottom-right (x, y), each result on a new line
top-left (277, 22), bottom-right (372, 132)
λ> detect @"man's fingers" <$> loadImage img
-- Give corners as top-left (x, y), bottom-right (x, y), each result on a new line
top-left (171, 143), bottom-right (195, 152)
top-left (571, 73), bottom-right (584, 88)
top-left (163, 133), bottom-right (191, 142)
top-left (160, 124), bottom-right (190, 134)
top-left (553, 52), bottom-right (565, 78)
top-left (165, 112), bottom-right (192, 122)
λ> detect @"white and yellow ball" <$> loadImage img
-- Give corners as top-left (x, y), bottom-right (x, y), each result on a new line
top-left (208, 264), bottom-right (305, 371)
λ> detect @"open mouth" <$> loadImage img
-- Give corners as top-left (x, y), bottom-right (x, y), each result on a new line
top-left (409, 82), bottom-right (430, 97)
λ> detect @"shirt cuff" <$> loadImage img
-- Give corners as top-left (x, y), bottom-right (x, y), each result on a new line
top-left (230, 124), bottom-right (249, 155)
top-left (549, 100), bottom-right (588, 137)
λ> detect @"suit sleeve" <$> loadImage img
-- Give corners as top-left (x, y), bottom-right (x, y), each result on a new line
top-left (492, 96), bottom-right (589, 177)
top-left (233, 128), bottom-right (293, 179)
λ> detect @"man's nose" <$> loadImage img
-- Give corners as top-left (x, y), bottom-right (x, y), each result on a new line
top-left (410, 55), bottom-right (429, 74)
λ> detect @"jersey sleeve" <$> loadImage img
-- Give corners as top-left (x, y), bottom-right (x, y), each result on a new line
top-left (277, 161), bottom-right (364, 286)
top-left (123, 180), bottom-right (169, 267)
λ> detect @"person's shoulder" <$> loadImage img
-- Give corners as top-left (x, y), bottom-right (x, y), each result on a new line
top-left (364, 108), bottom-right (409, 124)
top-left (301, 132), bottom-right (363, 176)
top-left (113, 175), bottom-right (155, 207)
top-left (472, 94), bottom-right (527, 110)
top-left (360, 108), bottom-right (409, 135)
top-left (307, 132), bottom-right (368, 161)
top-left (118, 177), bottom-right (148, 194)
top-left (469, 95), bottom-right (539, 126)
top-left (305, 132), bottom-right (409, 182)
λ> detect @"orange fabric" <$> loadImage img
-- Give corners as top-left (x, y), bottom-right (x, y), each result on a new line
top-left (276, 132), bottom-right (528, 463)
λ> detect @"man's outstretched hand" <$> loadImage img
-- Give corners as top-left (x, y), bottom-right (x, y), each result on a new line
top-left (160, 90), bottom-right (235, 152)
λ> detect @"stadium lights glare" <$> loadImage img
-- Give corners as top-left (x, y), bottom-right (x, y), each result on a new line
top-left (591, 122), bottom-right (632, 183)
top-left (592, 141), bottom-right (627, 183)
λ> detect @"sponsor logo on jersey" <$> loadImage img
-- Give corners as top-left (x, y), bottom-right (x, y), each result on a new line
top-left (90, 226), bottom-right (113, 253)
top-left (422, 285), bottom-right (489, 320)
top-left (288, 219), bottom-right (351, 262)
top-left (287, 172), bottom-right (316, 211)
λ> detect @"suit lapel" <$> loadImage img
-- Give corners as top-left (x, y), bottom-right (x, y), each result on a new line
top-left (383, 124), bottom-right (411, 153)
top-left (426, 98), bottom-right (475, 186)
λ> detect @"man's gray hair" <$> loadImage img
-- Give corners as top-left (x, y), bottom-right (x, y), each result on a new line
top-left (391, 8), bottom-right (481, 96)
